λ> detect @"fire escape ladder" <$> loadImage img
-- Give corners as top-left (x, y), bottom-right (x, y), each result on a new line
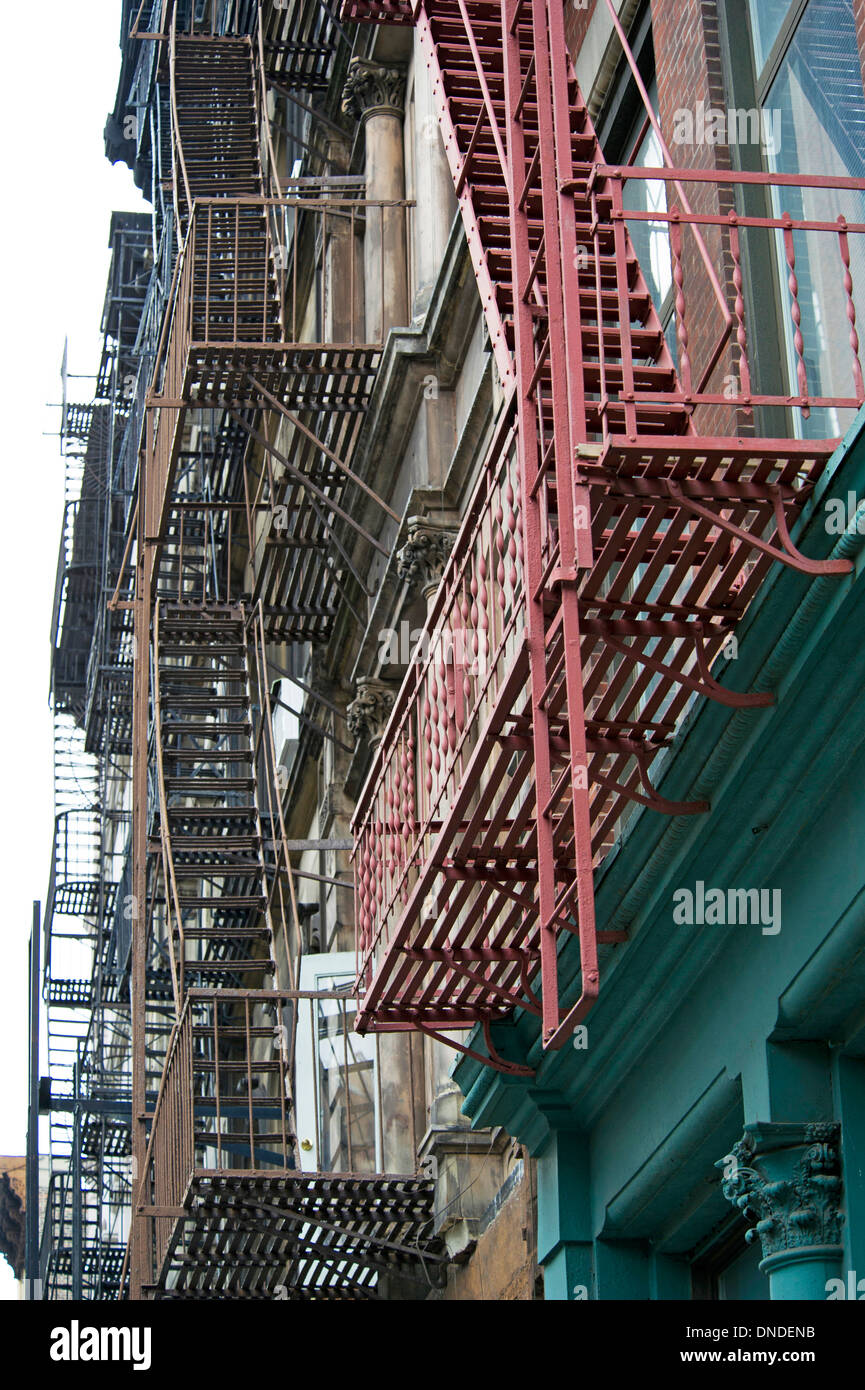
top-left (152, 600), bottom-right (278, 1002)
top-left (133, 51), bottom-right (437, 1270)
top-left (345, 1), bottom-right (702, 1053)
top-left (170, 29), bottom-right (265, 231)
top-left (501, 0), bottom-right (601, 1046)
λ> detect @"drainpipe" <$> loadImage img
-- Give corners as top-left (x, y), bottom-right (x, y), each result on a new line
top-left (25, 902), bottom-right (40, 1299)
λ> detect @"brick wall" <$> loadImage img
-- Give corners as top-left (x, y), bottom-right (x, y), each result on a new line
top-left (434, 1160), bottom-right (540, 1300)
top-left (564, 0), bottom-right (600, 57)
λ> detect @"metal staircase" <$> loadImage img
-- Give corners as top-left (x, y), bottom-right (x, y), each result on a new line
top-left (152, 601), bottom-right (278, 997)
top-left (173, 38), bottom-right (264, 208)
top-left (345, 0), bottom-right (864, 1063)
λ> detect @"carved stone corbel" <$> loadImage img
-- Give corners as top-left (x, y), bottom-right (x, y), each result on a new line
top-left (346, 676), bottom-right (397, 749)
top-left (397, 517), bottom-right (457, 604)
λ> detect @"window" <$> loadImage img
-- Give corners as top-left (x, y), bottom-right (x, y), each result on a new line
top-left (621, 77), bottom-right (674, 321)
top-left (596, 7), bottom-right (677, 355)
top-left (691, 1220), bottom-right (769, 1300)
top-left (295, 952), bottom-right (379, 1173)
top-left (741, 0), bottom-right (865, 435)
top-left (747, 0), bottom-right (800, 71)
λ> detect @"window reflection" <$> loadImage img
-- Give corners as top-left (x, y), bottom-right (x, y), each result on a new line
top-left (747, 0), bottom-right (798, 71)
top-left (622, 78), bottom-right (673, 317)
top-left (314, 977), bottom-right (376, 1172)
top-left (762, 0), bottom-right (865, 434)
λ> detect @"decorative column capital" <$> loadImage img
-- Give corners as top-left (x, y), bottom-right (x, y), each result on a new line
top-left (341, 57), bottom-right (407, 121)
top-left (346, 677), bottom-right (397, 749)
top-left (397, 518), bottom-right (456, 601)
top-left (717, 1122), bottom-right (843, 1264)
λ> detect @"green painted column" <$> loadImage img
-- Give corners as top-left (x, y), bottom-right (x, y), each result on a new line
top-left (537, 1129), bottom-right (594, 1300)
top-left (718, 1122), bottom-right (844, 1300)
top-left (835, 1056), bottom-right (865, 1291)
top-left (595, 1240), bottom-right (650, 1299)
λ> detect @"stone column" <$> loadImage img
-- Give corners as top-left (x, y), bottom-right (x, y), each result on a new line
top-left (321, 134), bottom-right (363, 344)
top-left (342, 58), bottom-right (409, 340)
top-left (718, 1122), bottom-right (844, 1300)
top-left (396, 517), bottom-right (455, 606)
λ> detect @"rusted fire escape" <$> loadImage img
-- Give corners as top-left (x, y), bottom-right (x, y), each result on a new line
top-left (123, 0), bottom-right (445, 1299)
top-left (344, 1), bottom-right (864, 1069)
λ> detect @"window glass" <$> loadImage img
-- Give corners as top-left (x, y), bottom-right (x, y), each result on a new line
top-left (747, 0), bottom-right (798, 71)
top-left (314, 974), bottom-right (377, 1172)
top-left (716, 1240), bottom-right (767, 1300)
top-left (763, 0), bottom-right (865, 433)
top-left (622, 78), bottom-right (673, 315)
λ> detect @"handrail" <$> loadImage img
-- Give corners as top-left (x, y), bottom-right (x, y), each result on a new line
top-left (169, 5), bottom-right (193, 228)
top-left (250, 599), bottom-right (304, 992)
top-left (586, 165), bottom-right (865, 415)
top-left (151, 600), bottom-right (185, 1008)
top-left (146, 195), bottom-right (413, 380)
top-left (119, 991), bottom-right (191, 1293)
top-left (574, 164), bottom-right (865, 197)
top-left (256, 2), bottom-right (283, 201)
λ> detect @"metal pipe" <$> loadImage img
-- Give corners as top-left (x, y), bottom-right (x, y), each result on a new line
top-left (25, 902), bottom-right (40, 1299)
top-left (71, 1060), bottom-right (82, 1300)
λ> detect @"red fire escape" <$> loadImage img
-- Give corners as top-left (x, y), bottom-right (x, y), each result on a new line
top-left (344, 0), bottom-right (863, 1069)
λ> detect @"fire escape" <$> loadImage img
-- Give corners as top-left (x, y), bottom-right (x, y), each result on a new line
top-left (343, 2), bottom-right (864, 1068)
top-left (41, 214), bottom-right (153, 1299)
top-left (123, 0), bottom-right (445, 1298)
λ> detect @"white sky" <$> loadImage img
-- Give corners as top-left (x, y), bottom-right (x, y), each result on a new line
top-left (0, 0), bottom-right (146, 1297)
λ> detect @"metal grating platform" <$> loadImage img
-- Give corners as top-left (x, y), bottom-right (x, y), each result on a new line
top-left (154, 1171), bottom-right (447, 1299)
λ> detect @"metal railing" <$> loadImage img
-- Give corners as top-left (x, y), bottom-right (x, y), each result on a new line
top-left (145, 191), bottom-right (410, 551)
top-left (576, 165), bottom-right (865, 433)
top-left (354, 403), bottom-right (526, 993)
top-left (134, 985), bottom-right (376, 1285)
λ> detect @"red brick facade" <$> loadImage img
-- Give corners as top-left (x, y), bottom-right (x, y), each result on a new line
top-left (650, 0), bottom-right (740, 432)
top-left (563, 0), bottom-right (600, 58)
